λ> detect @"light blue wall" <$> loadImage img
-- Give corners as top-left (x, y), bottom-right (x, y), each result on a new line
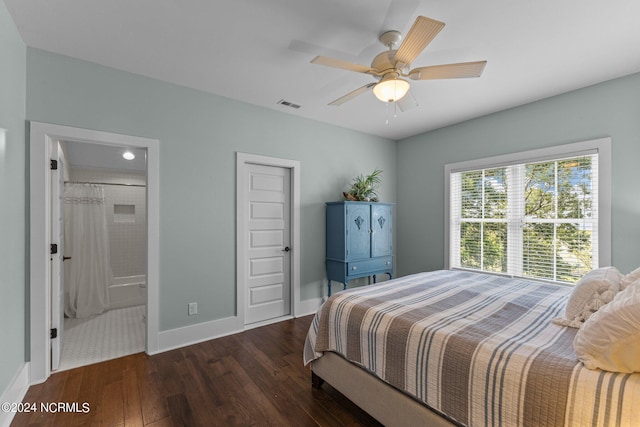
top-left (0, 1), bottom-right (26, 397)
top-left (26, 48), bottom-right (396, 331)
top-left (396, 72), bottom-right (640, 276)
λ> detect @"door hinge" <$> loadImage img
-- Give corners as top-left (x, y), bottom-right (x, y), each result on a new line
top-left (50, 159), bottom-right (58, 170)
top-left (50, 328), bottom-right (58, 339)
top-left (50, 243), bottom-right (58, 254)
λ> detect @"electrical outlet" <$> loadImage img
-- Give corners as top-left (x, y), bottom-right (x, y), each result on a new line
top-left (188, 302), bottom-right (197, 316)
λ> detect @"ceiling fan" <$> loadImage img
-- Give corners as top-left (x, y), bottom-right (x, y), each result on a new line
top-left (310, 15), bottom-right (487, 110)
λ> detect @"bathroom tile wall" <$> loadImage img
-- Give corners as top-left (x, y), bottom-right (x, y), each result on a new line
top-left (69, 168), bottom-right (147, 278)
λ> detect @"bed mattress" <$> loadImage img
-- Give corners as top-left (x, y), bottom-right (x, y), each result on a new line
top-left (304, 270), bottom-right (640, 426)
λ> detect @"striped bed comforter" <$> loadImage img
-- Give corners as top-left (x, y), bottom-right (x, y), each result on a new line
top-left (304, 270), bottom-right (640, 427)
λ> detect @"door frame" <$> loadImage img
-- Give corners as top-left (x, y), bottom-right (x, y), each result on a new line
top-left (236, 153), bottom-right (300, 329)
top-left (50, 142), bottom-right (65, 371)
top-left (29, 122), bottom-right (160, 384)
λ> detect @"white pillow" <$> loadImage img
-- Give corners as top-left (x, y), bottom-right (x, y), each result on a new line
top-left (619, 266), bottom-right (640, 291)
top-left (574, 279), bottom-right (640, 373)
top-left (552, 266), bottom-right (622, 328)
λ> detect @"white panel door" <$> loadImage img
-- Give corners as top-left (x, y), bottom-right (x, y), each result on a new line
top-left (244, 164), bottom-right (291, 325)
top-left (50, 144), bottom-right (64, 370)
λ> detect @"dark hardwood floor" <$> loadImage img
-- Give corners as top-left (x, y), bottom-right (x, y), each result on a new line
top-left (12, 315), bottom-right (382, 426)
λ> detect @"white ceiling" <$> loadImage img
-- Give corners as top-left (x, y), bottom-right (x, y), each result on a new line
top-left (63, 140), bottom-right (147, 173)
top-left (6, 0), bottom-right (640, 140)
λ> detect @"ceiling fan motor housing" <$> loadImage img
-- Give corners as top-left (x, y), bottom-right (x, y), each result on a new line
top-left (371, 50), bottom-right (403, 79)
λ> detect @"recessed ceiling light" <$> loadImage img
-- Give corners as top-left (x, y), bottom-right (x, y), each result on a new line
top-left (123, 151), bottom-right (135, 160)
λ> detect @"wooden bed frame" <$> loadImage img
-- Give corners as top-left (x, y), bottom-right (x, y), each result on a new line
top-left (311, 352), bottom-right (459, 427)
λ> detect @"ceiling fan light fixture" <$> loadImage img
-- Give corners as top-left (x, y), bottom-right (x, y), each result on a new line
top-left (373, 75), bottom-right (410, 103)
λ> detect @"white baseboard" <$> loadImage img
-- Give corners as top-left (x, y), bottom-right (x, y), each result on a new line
top-left (156, 316), bottom-right (239, 354)
top-left (154, 297), bottom-right (323, 355)
top-left (295, 297), bottom-right (323, 317)
top-left (243, 315), bottom-right (294, 331)
top-left (0, 362), bottom-right (30, 427)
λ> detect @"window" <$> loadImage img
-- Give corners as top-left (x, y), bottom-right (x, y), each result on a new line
top-left (445, 139), bottom-right (611, 284)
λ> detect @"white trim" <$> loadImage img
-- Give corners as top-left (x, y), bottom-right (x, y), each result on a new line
top-left (243, 315), bottom-right (294, 331)
top-left (156, 295), bottom-right (320, 351)
top-left (236, 152), bottom-right (301, 330)
top-left (446, 146), bottom-right (600, 174)
top-left (295, 297), bottom-right (323, 317)
top-left (444, 137), bottom-right (612, 270)
top-left (29, 122), bottom-right (160, 384)
top-left (0, 362), bottom-right (30, 427)
top-left (157, 316), bottom-right (238, 353)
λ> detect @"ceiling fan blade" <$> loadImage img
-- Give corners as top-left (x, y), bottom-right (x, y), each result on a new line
top-left (408, 60), bottom-right (487, 80)
top-left (393, 16), bottom-right (445, 67)
top-left (397, 90), bottom-right (418, 112)
top-left (329, 83), bottom-right (376, 106)
top-left (311, 56), bottom-right (377, 75)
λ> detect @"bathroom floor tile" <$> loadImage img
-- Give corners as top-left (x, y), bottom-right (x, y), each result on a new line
top-left (58, 305), bottom-right (145, 371)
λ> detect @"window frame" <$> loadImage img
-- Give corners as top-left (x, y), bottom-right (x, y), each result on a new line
top-left (444, 138), bottom-right (612, 280)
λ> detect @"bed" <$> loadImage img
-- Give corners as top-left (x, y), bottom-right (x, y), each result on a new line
top-left (304, 269), bottom-right (640, 427)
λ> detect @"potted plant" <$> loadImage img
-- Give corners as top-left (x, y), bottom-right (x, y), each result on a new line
top-left (343, 169), bottom-right (382, 202)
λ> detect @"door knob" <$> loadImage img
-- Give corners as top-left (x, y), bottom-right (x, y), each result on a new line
top-left (282, 246), bottom-right (290, 252)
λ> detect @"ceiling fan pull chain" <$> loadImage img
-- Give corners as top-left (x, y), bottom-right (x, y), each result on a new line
top-left (385, 102), bottom-right (390, 126)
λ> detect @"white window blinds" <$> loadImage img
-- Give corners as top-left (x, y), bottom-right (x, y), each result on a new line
top-left (449, 152), bottom-right (599, 283)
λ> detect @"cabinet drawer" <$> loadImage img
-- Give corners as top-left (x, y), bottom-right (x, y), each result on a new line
top-left (346, 257), bottom-right (392, 276)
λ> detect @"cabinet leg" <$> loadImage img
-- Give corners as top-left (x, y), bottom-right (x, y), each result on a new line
top-left (387, 272), bottom-right (393, 279)
top-left (328, 280), bottom-right (332, 297)
top-left (373, 274), bottom-right (377, 283)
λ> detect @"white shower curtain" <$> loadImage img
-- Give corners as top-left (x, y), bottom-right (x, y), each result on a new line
top-left (64, 183), bottom-right (112, 318)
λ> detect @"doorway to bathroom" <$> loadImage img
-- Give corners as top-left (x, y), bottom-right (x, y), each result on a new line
top-left (29, 122), bottom-right (160, 384)
top-left (54, 140), bottom-right (148, 371)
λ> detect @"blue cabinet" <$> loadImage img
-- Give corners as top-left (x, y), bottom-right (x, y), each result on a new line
top-left (326, 201), bottom-right (393, 296)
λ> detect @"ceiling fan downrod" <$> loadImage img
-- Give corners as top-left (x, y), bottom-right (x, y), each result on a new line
top-left (378, 30), bottom-right (402, 50)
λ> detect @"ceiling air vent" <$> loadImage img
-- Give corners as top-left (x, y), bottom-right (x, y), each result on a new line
top-left (277, 99), bottom-right (301, 109)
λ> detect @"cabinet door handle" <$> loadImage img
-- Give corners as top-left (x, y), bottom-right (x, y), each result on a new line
top-left (282, 246), bottom-right (290, 252)
top-left (352, 266), bottom-right (358, 270)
